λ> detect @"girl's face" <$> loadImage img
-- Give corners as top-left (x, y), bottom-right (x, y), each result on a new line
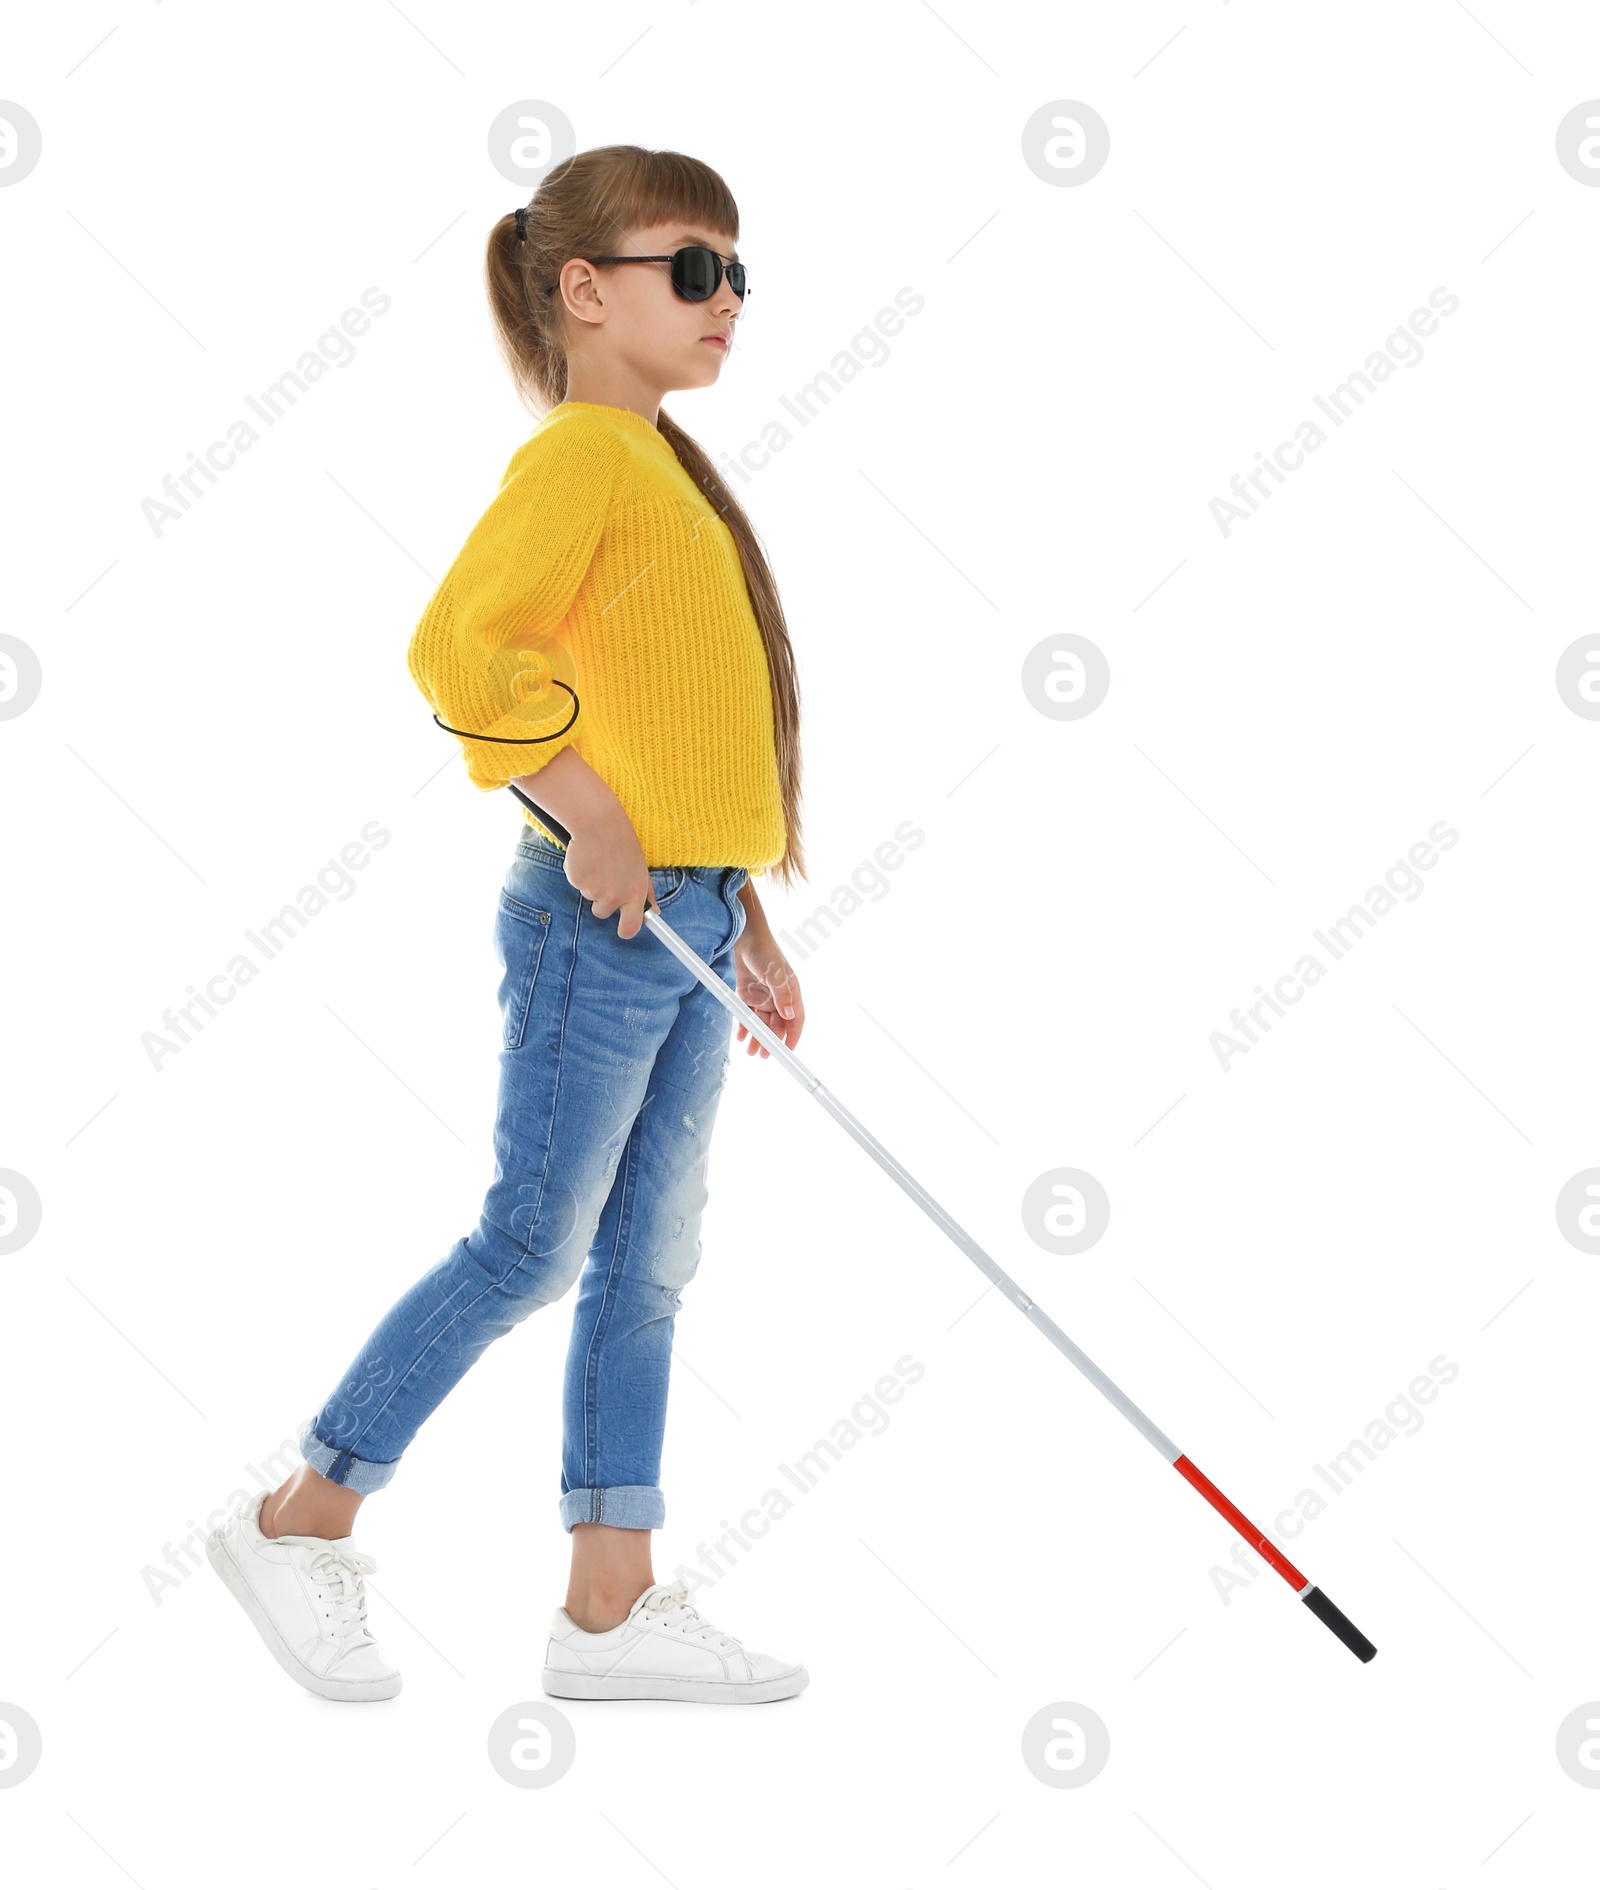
top-left (560, 219), bottom-right (744, 393)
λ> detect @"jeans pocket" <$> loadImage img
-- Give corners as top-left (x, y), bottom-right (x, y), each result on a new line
top-left (649, 867), bottom-right (687, 909)
top-left (726, 873), bottom-right (749, 951)
top-left (496, 891), bottom-right (553, 1050)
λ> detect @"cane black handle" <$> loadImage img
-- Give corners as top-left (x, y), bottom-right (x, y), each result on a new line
top-left (507, 782), bottom-right (572, 848)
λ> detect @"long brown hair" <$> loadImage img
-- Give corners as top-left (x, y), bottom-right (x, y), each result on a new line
top-left (483, 144), bottom-right (806, 890)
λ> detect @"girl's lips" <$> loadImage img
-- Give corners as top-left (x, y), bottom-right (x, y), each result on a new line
top-left (702, 335), bottom-right (728, 349)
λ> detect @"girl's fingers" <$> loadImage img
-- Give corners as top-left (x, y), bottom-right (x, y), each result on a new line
top-left (735, 971), bottom-right (804, 1058)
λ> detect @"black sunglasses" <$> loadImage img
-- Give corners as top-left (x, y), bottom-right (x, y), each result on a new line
top-left (581, 245), bottom-right (749, 304)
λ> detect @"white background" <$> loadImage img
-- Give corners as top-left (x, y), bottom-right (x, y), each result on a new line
top-left (4, 2), bottom-right (1599, 1882)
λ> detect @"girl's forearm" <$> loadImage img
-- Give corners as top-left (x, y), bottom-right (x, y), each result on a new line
top-left (513, 755), bottom-right (776, 918)
top-left (511, 746), bottom-right (629, 838)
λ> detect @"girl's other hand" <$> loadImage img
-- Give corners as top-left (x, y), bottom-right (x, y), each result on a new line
top-left (565, 813), bottom-right (659, 939)
top-left (733, 929), bottom-right (804, 1057)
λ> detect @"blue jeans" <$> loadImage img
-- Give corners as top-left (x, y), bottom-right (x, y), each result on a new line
top-left (298, 829), bottom-right (751, 1532)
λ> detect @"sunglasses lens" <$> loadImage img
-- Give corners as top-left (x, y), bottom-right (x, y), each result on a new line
top-left (672, 247), bottom-right (719, 301)
top-left (725, 261), bottom-right (748, 299)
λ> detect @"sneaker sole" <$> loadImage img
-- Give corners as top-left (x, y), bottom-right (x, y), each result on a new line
top-left (540, 1664), bottom-right (808, 1704)
top-left (205, 1528), bottom-right (402, 1703)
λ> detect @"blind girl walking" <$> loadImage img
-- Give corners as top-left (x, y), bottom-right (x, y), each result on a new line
top-left (208, 145), bottom-right (811, 1705)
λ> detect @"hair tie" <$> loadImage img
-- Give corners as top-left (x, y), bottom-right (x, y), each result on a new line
top-left (513, 206), bottom-right (528, 244)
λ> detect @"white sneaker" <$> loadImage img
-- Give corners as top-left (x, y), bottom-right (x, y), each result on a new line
top-left (542, 1579), bottom-right (808, 1704)
top-left (206, 1491), bottom-right (401, 1702)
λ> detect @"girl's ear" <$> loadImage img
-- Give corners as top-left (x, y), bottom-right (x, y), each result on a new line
top-left (557, 257), bottom-right (608, 327)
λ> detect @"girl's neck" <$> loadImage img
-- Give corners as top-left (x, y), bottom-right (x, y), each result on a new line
top-left (562, 371), bottom-right (662, 429)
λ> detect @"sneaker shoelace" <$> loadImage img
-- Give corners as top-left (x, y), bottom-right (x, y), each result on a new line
top-left (230, 1491), bottom-right (377, 1645)
top-left (304, 1542), bottom-right (380, 1646)
top-left (638, 1582), bottom-right (741, 1653)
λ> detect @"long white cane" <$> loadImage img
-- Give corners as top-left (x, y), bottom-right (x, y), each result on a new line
top-left (508, 784), bottom-right (1377, 1664)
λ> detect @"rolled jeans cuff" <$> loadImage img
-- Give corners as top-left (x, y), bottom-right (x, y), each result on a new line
top-left (559, 1485), bottom-right (665, 1533)
top-left (297, 1416), bottom-right (401, 1496)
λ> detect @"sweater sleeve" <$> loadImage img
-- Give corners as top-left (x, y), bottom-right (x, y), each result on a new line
top-left (407, 417), bottom-right (626, 791)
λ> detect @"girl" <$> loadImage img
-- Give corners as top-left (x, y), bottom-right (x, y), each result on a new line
top-left (207, 146), bottom-right (811, 1705)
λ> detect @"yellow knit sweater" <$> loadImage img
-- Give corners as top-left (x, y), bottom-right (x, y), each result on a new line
top-left (408, 400), bottom-right (787, 873)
